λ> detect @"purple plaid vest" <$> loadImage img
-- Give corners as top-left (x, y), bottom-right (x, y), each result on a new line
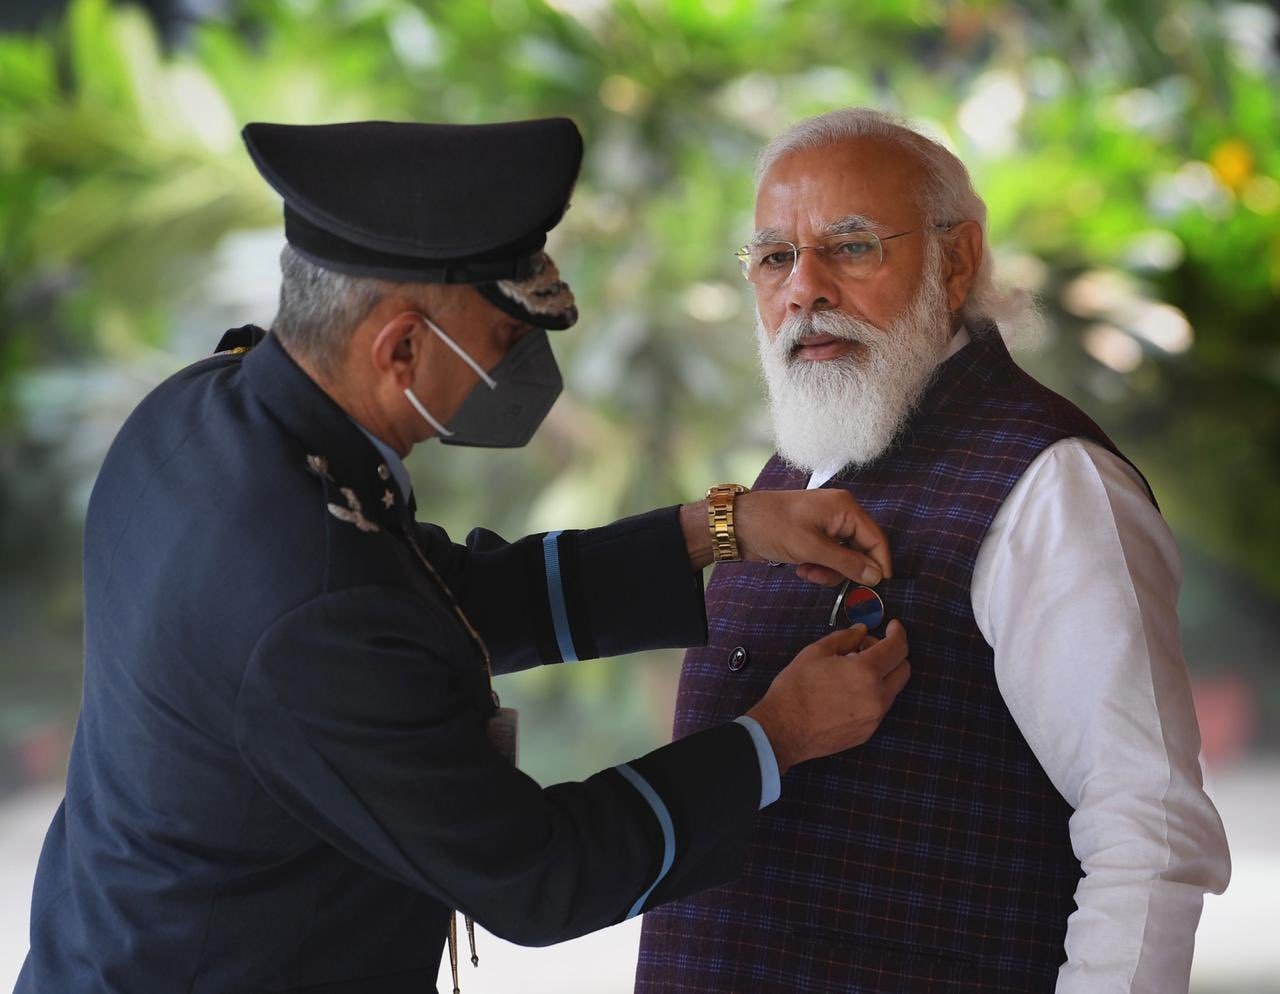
top-left (638, 332), bottom-right (1137, 993)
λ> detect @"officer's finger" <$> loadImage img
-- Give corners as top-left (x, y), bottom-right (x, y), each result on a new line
top-left (845, 521), bottom-right (892, 581)
top-left (882, 658), bottom-right (911, 698)
top-left (803, 623), bottom-right (868, 659)
top-left (775, 492), bottom-right (891, 586)
top-left (794, 563), bottom-right (849, 588)
top-left (825, 496), bottom-right (892, 579)
top-left (857, 620), bottom-right (908, 677)
top-left (800, 542), bottom-right (885, 588)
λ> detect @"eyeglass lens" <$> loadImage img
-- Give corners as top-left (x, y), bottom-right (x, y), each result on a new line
top-left (739, 233), bottom-right (884, 285)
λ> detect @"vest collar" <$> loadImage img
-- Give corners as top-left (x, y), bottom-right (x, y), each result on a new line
top-left (913, 321), bottom-right (1014, 419)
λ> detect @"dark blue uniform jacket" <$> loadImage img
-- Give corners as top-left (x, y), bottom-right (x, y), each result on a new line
top-left (16, 332), bottom-right (762, 994)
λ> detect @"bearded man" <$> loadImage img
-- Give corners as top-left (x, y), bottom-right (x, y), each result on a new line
top-left (636, 109), bottom-right (1230, 994)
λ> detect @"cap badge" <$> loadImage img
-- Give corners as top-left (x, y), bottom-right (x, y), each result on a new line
top-left (494, 252), bottom-right (575, 320)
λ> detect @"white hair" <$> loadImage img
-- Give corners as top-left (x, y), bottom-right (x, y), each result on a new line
top-left (271, 246), bottom-right (389, 375)
top-left (756, 108), bottom-right (1036, 335)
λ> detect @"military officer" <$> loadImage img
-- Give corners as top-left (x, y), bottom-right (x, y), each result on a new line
top-left (16, 118), bottom-right (910, 994)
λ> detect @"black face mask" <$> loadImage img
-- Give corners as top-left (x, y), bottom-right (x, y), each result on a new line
top-left (404, 317), bottom-right (563, 449)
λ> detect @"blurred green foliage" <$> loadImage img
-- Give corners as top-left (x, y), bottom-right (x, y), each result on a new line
top-left (1, 0), bottom-right (1277, 785)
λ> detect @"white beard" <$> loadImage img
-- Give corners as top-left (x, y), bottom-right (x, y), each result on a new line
top-left (755, 258), bottom-right (952, 475)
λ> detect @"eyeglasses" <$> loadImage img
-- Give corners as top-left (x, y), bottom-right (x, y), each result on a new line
top-left (735, 229), bottom-right (918, 287)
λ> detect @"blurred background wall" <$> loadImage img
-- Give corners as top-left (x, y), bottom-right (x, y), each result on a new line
top-left (1, 0), bottom-right (1277, 990)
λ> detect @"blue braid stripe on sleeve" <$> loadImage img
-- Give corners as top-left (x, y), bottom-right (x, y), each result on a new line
top-left (541, 531), bottom-right (579, 663)
top-left (616, 764), bottom-right (676, 919)
top-left (733, 715), bottom-right (781, 809)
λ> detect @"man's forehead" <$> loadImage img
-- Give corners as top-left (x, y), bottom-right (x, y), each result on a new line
top-left (753, 139), bottom-right (923, 233)
top-left (760, 135), bottom-right (917, 184)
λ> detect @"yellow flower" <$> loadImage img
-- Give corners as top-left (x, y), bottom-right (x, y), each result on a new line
top-left (1210, 139), bottom-right (1254, 193)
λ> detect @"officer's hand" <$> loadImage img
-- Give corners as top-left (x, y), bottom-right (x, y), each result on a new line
top-left (745, 621), bottom-right (910, 776)
top-left (734, 489), bottom-right (891, 587)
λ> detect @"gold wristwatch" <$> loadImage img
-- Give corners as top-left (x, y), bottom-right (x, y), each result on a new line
top-left (706, 483), bottom-right (750, 562)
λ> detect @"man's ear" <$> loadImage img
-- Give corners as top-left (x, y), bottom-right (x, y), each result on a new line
top-left (370, 310), bottom-right (425, 389)
top-left (940, 219), bottom-right (983, 314)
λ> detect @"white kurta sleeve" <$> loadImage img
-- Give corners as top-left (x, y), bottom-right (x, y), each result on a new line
top-left (971, 437), bottom-right (1230, 994)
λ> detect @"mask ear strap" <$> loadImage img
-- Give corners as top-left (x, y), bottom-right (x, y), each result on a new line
top-left (404, 387), bottom-right (454, 437)
top-left (419, 314), bottom-right (498, 390)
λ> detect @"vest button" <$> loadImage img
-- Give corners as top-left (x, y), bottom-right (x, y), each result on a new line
top-left (727, 646), bottom-right (748, 672)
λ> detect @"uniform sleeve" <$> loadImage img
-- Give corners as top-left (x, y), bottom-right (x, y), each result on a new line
top-left (413, 505), bottom-right (707, 674)
top-left (972, 438), bottom-right (1231, 994)
top-left (232, 585), bottom-right (758, 946)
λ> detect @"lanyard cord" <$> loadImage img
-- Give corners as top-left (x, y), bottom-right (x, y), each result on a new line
top-left (398, 513), bottom-right (493, 991)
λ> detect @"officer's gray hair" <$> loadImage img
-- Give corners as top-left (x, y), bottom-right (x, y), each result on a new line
top-left (271, 245), bottom-right (389, 376)
top-left (756, 108), bottom-right (1035, 335)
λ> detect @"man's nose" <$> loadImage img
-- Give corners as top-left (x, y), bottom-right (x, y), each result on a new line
top-left (785, 247), bottom-right (842, 314)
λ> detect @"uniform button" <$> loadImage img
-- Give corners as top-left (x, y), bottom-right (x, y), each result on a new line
top-left (727, 646), bottom-right (748, 672)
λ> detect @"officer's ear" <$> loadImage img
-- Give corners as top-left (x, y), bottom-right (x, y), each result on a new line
top-left (370, 309), bottom-right (428, 389)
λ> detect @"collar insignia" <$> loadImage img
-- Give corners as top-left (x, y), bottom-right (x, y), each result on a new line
top-left (327, 487), bottom-right (380, 534)
top-left (305, 454), bottom-right (334, 480)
